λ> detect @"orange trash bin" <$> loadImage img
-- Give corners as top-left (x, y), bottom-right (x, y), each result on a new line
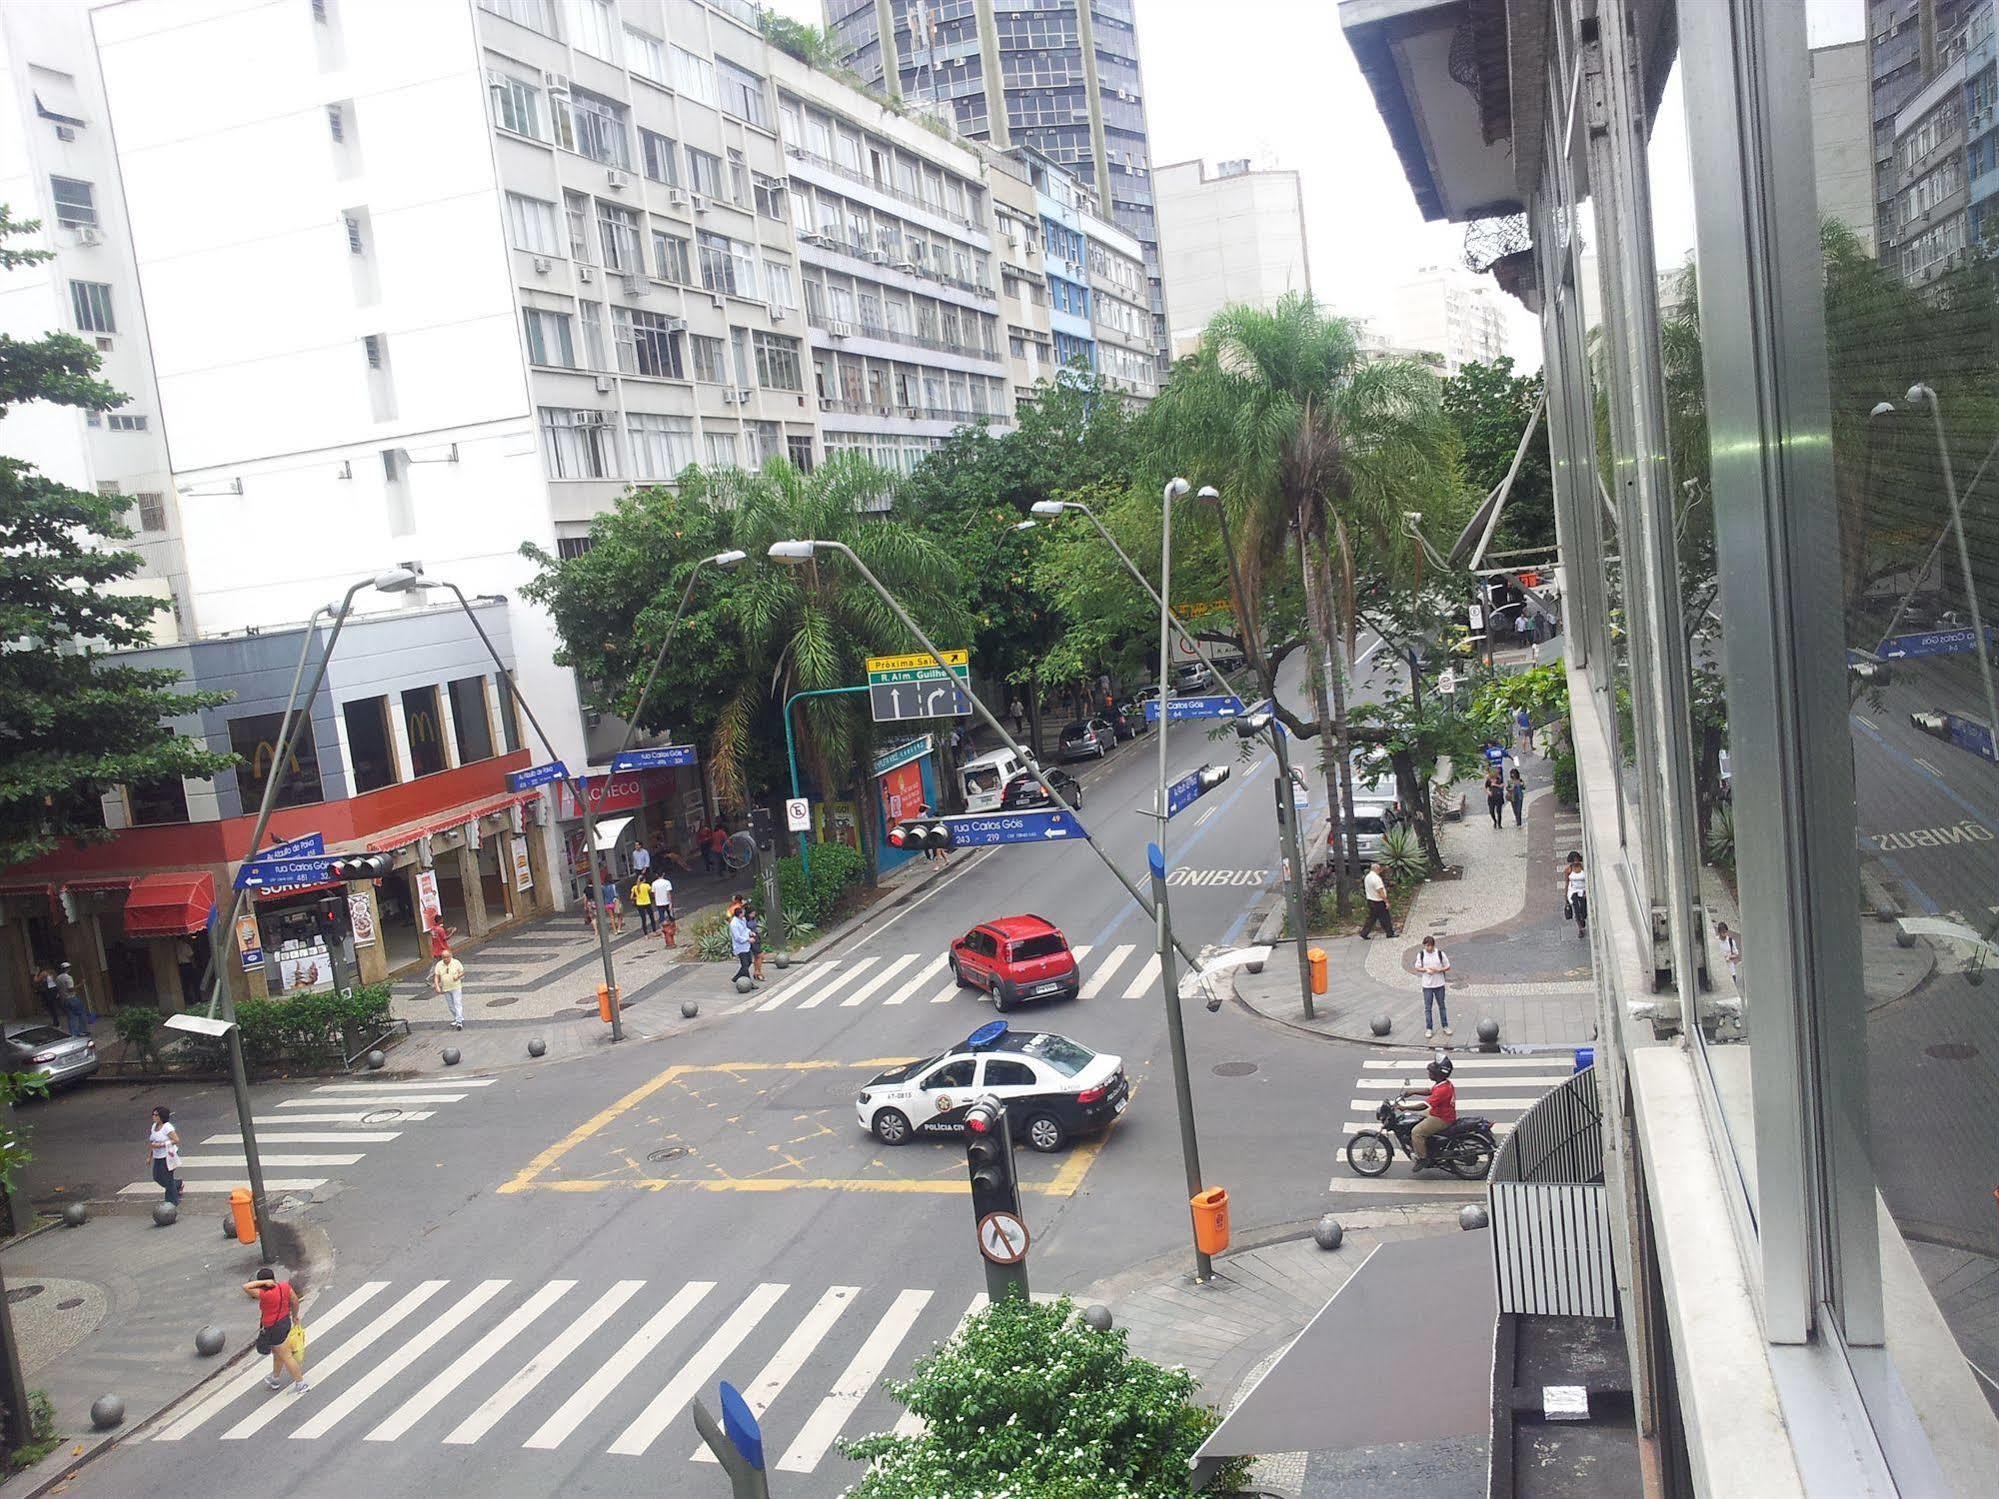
top-left (230, 1187), bottom-right (256, 1245)
top-left (1307, 947), bottom-right (1329, 995)
top-left (1190, 1187), bottom-right (1230, 1256)
top-left (597, 983), bottom-right (619, 1023)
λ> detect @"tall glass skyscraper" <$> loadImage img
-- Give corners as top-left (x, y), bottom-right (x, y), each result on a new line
top-left (824, 0), bottom-right (1172, 372)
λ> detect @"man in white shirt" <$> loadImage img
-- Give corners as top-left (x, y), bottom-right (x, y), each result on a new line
top-left (1359, 862), bottom-right (1394, 940)
top-left (1415, 935), bottom-right (1452, 1039)
top-left (651, 873), bottom-right (676, 947)
top-left (431, 949), bottom-right (466, 1030)
top-left (631, 842), bottom-right (651, 878)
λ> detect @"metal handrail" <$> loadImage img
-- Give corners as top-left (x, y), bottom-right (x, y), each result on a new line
top-left (1491, 1064), bottom-right (1604, 1184)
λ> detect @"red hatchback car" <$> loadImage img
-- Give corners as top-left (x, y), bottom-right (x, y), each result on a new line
top-left (949, 915), bottom-right (1080, 1012)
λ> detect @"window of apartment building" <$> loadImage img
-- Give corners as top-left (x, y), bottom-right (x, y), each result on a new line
top-left (804, 111), bottom-right (834, 161)
top-left (326, 102), bottom-right (348, 143)
top-left (858, 290), bottom-right (882, 333)
top-left (231, 711), bottom-right (324, 810)
top-left (505, 192), bottom-right (561, 255)
top-left (478, 0), bottom-right (557, 35)
top-left (816, 194), bottom-right (844, 243)
top-left (495, 672), bottom-right (523, 752)
top-left (640, 130), bottom-right (679, 186)
top-left (729, 326), bottom-right (752, 387)
top-left (613, 306), bottom-right (685, 378)
top-left (626, 412), bottom-right (696, 479)
top-left (564, 191), bottom-right (592, 262)
top-left (447, 675), bottom-right (495, 763)
top-left (596, 200), bottom-right (640, 271)
top-left (522, 307), bottom-right (576, 367)
top-left (107, 413), bottom-right (147, 432)
top-left (539, 407), bottom-right (615, 478)
top-left (689, 335), bottom-right (726, 383)
top-left (487, 70), bottom-right (541, 139)
top-left (753, 173), bottom-right (785, 220)
top-left (705, 429), bottom-right (738, 468)
top-left (686, 148), bottom-right (724, 201)
top-left (400, 685), bottom-right (449, 777)
top-left (562, 0), bottom-right (615, 58)
top-left (128, 775), bottom-right (190, 827)
top-left (557, 87), bottom-right (628, 169)
top-left (786, 434), bottom-right (814, 472)
top-left (671, 46), bottom-right (717, 107)
top-left (134, 491), bottom-right (166, 532)
top-left (885, 295), bottom-right (912, 335)
top-left (788, 186), bottom-right (813, 237)
top-left (717, 59), bottom-right (768, 127)
top-left (725, 149), bottom-right (749, 207)
top-left (837, 127), bottom-right (864, 175)
top-left (697, 230), bottom-right (757, 297)
top-left (746, 420), bottom-right (782, 465)
top-left (763, 259), bottom-right (795, 310)
top-left (342, 695), bottom-right (398, 793)
top-left (652, 230), bottom-right (691, 283)
top-left (578, 298), bottom-right (606, 367)
top-left (625, 26), bottom-right (666, 83)
top-left (554, 537), bottom-right (594, 560)
top-left (50, 176), bottom-right (94, 229)
top-left (70, 280), bottom-right (113, 334)
top-left (752, 331), bottom-right (802, 390)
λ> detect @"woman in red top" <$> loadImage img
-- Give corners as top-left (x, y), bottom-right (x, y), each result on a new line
top-left (243, 1267), bottom-right (307, 1394)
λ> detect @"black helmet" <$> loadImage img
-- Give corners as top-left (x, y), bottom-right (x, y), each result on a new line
top-left (1426, 1054), bottom-right (1454, 1082)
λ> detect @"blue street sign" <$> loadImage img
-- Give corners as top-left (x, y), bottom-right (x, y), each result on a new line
top-left (718, 1380), bottom-right (764, 1472)
top-left (243, 832), bottom-right (324, 865)
top-left (506, 760), bottom-right (568, 791)
top-left (943, 809), bottom-right (1085, 846)
top-left (1878, 626), bottom-right (1997, 660)
top-left (1945, 712), bottom-right (1997, 763)
top-left (233, 856), bottom-right (332, 891)
top-left (1143, 694), bottom-right (1246, 722)
top-left (1167, 771), bottom-right (1205, 818)
top-left (610, 745), bottom-right (699, 772)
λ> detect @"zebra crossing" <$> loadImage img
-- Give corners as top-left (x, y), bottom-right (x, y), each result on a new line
top-left (149, 1275), bottom-right (1050, 1475)
top-left (120, 1078), bottom-right (496, 1199)
top-left (751, 942), bottom-right (1163, 1013)
top-left (1328, 1050), bottom-right (1570, 1197)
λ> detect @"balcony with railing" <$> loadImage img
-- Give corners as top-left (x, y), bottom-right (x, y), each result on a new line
top-left (806, 312), bottom-right (1001, 363)
top-left (794, 230), bottom-right (997, 301)
top-left (782, 143), bottom-right (985, 233)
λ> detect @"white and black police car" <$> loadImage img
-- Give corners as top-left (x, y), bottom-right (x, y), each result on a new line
top-left (855, 1020), bottom-right (1130, 1153)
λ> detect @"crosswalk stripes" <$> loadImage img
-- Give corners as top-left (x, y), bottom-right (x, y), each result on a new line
top-left (151, 1277), bottom-right (1029, 1476)
top-left (839, 953), bottom-right (919, 1007)
top-left (799, 956), bottom-right (879, 1010)
top-left (1121, 952), bottom-right (1162, 1000)
top-left (1329, 1050), bottom-right (1567, 1197)
top-left (1079, 945), bottom-right (1133, 998)
top-left (749, 940), bottom-right (1177, 1013)
top-left (119, 1079), bottom-right (495, 1200)
top-left (883, 954), bottom-right (948, 1006)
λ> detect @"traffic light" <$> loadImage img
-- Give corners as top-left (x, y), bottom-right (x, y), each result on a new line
top-left (963, 1094), bottom-right (1021, 1221)
top-left (887, 819), bottom-right (954, 852)
top-left (1196, 764), bottom-right (1230, 793)
top-left (327, 853), bottom-right (395, 881)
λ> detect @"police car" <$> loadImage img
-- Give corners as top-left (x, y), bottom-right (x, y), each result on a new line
top-left (855, 1021), bottom-right (1130, 1153)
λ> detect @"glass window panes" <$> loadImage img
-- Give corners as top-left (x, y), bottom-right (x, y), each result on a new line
top-left (495, 673), bottom-right (523, 753)
top-left (488, 70), bottom-right (541, 138)
top-left (624, 25), bottom-right (666, 83)
top-left (627, 412), bottom-right (695, 479)
top-left (686, 149), bottom-right (724, 200)
top-left (653, 230), bottom-right (691, 284)
top-left (342, 696), bottom-right (398, 793)
top-left (563, 0), bottom-right (615, 58)
top-left (230, 711), bottom-right (323, 810)
top-left (478, 0), bottom-right (557, 35)
top-left (596, 200), bottom-right (639, 271)
top-left (447, 676), bottom-right (494, 763)
top-left (400, 686), bottom-right (449, 777)
top-left (562, 87), bottom-right (628, 168)
top-left (539, 406), bottom-right (615, 478)
top-left (640, 130), bottom-right (679, 186)
top-left (70, 280), bottom-right (113, 333)
top-left (50, 175), bottom-right (94, 228)
top-left (522, 308), bottom-right (575, 367)
top-left (505, 192), bottom-right (560, 255)
top-left (671, 47), bottom-right (717, 107)
top-left (578, 298), bottom-right (605, 367)
top-left (717, 59), bottom-right (767, 127)
top-left (753, 331), bottom-right (801, 390)
top-left (612, 307), bottom-right (684, 378)
top-left (705, 429), bottom-right (738, 467)
top-left (128, 775), bottom-right (189, 826)
top-left (690, 336), bottom-right (726, 383)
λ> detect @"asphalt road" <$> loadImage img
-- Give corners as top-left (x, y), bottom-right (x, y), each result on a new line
top-left (80, 668), bottom-right (1389, 1499)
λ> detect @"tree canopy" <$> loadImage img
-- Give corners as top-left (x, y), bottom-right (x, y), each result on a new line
top-left (1441, 355), bottom-right (1554, 555)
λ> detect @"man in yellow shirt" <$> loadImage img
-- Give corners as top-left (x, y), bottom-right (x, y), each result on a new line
top-left (430, 949), bottom-right (466, 1030)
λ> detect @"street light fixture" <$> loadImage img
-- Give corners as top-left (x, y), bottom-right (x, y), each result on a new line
top-left (1904, 383), bottom-right (1999, 749)
top-left (615, 548), bottom-right (747, 763)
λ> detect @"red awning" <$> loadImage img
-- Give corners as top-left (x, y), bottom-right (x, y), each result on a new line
top-left (122, 872), bottom-right (216, 939)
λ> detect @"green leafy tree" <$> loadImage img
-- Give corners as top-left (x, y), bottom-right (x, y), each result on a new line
top-left (0, 205), bottom-right (234, 869)
top-left (1151, 293), bottom-right (1463, 909)
top-left (843, 1294), bottom-right (1247, 1497)
top-left (1441, 355), bottom-right (1555, 555)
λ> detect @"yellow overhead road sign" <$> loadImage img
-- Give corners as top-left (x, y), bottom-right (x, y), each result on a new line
top-left (866, 649), bottom-right (968, 674)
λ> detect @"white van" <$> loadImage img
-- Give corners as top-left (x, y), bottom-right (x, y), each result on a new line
top-left (959, 748), bottom-right (1025, 813)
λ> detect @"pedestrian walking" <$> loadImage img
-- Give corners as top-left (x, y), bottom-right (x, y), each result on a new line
top-left (147, 1105), bottom-right (183, 1210)
top-left (1715, 921), bottom-right (1741, 987)
top-left (1484, 766), bottom-right (1506, 829)
top-left (1009, 695), bottom-right (1025, 733)
top-left (1514, 612), bottom-right (1531, 652)
top-left (1515, 707), bottom-right (1534, 757)
top-left (1507, 768), bottom-right (1526, 827)
top-left (1416, 936), bottom-right (1452, 1039)
top-left (1562, 851), bottom-right (1589, 939)
top-left (728, 900), bottom-right (754, 984)
top-left (431, 947), bottom-right (466, 1030)
top-left (1358, 862), bottom-right (1396, 939)
top-left (54, 962), bottom-right (89, 1038)
top-left (604, 884), bottom-right (625, 935)
top-left (425, 914), bottom-right (454, 962)
top-left (33, 964), bottom-right (63, 1031)
top-left (175, 937), bottom-right (202, 1006)
top-left (696, 821), bottom-right (717, 875)
top-left (631, 840), bottom-right (651, 882)
top-left (580, 891), bottom-right (599, 937)
top-left (707, 824), bottom-right (730, 873)
top-left (651, 872), bottom-right (677, 948)
top-left (631, 874), bottom-right (655, 935)
top-left (243, 1268), bottom-right (307, 1394)
top-left (748, 902), bottom-right (766, 983)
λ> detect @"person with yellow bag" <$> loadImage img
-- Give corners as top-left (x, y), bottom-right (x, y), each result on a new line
top-left (243, 1267), bottom-right (308, 1395)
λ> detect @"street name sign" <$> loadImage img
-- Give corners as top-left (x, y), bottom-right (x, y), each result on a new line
top-left (234, 856), bottom-right (332, 891)
top-left (610, 745), bottom-right (698, 772)
top-left (242, 831), bottom-right (324, 866)
top-left (1879, 626), bottom-right (1996, 660)
top-left (506, 760), bottom-right (569, 791)
top-left (942, 809), bottom-right (1084, 846)
top-left (1144, 694), bottom-right (1246, 723)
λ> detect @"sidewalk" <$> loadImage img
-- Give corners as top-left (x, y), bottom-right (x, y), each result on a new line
top-left (0, 1197), bottom-right (328, 1495)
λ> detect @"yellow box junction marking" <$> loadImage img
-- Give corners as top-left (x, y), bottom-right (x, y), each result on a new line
top-left (499, 1058), bottom-right (1124, 1198)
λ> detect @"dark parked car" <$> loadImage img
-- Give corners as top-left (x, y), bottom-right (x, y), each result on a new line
top-left (1000, 768), bottom-right (1083, 811)
top-left (1113, 700), bottom-right (1150, 738)
top-left (1058, 718), bottom-right (1115, 761)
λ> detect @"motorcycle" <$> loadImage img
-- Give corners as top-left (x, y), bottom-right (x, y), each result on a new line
top-left (1344, 1095), bottom-right (1496, 1180)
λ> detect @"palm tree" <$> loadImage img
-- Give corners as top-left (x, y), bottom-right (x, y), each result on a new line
top-left (1153, 294), bottom-right (1460, 910)
top-left (695, 454), bottom-right (968, 876)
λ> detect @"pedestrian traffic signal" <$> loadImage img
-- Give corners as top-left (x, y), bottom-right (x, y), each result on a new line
top-left (327, 854), bottom-right (395, 881)
top-left (963, 1095), bottom-right (1021, 1221)
top-left (887, 819), bottom-right (954, 852)
top-left (1196, 764), bottom-right (1230, 792)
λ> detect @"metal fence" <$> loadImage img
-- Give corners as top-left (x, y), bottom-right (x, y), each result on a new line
top-left (1489, 1065), bottom-right (1616, 1318)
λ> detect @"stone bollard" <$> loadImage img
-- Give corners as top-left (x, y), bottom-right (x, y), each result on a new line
top-left (1459, 1203), bottom-right (1490, 1231)
top-left (195, 1326), bottom-right (226, 1358)
top-left (773, 954), bottom-right (790, 970)
top-left (61, 1202), bottom-right (87, 1228)
top-left (1313, 1215), bottom-right (1344, 1251)
top-left (1081, 1305), bottom-right (1114, 1332)
top-left (1369, 1013), bottom-right (1392, 1037)
top-left (1476, 1018), bottom-right (1500, 1045)
top-left (527, 1038), bottom-right (547, 1058)
top-left (441, 1047), bottom-right (461, 1066)
top-left (366, 1049), bottom-right (386, 1070)
top-left (90, 1395), bottom-right (124, 1430)
top-left (152, 1201), bottom-right (178, 1228)
top-left (681, 1001), bottom-right (699, 1019)
top-left (733, 975), bottom-right (755, 993)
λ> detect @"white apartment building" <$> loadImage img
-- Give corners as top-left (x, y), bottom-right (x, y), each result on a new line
top-left (1153, 157), bottom-right (1312, 360)
top-left (771, 50), bottom-right (1012, 476)
top-left (986, 150), bottom-right (1057, 394)
top-left (1381, 264), bottom-right (1509, 376)
top-left (1081, 205), bottom-right (1155, 399)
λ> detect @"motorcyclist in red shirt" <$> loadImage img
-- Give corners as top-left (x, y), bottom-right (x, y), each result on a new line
top-left (1400, 1054), bottom-right (1457, 1168)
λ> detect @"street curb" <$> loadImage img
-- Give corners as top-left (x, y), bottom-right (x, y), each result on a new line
top-left (1226, 957), bottom-right (1589, 1055)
